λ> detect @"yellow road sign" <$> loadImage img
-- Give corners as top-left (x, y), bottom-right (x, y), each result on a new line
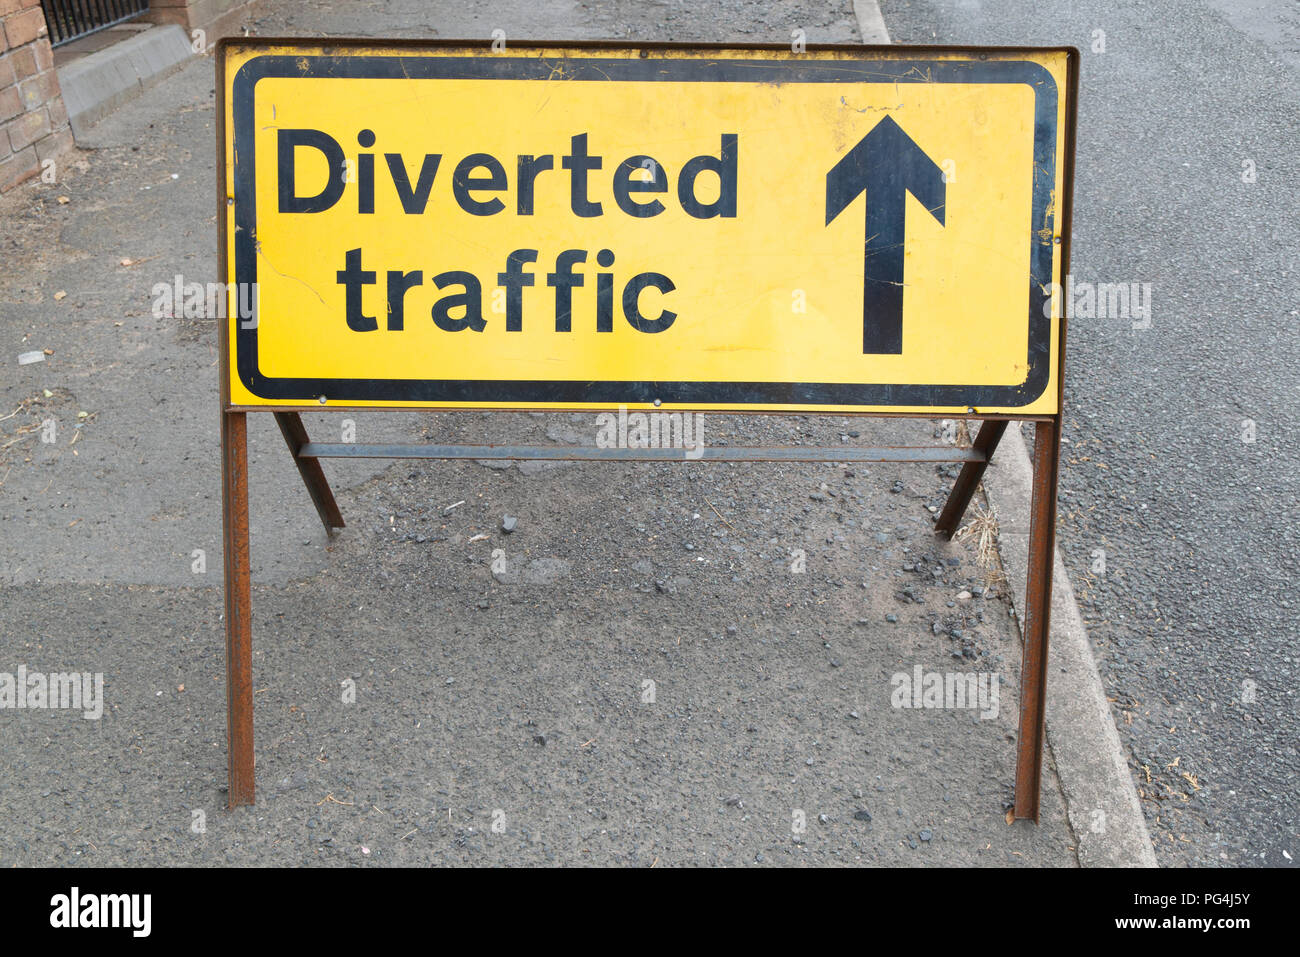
top-left (218, 40), bottom-right (1074, 414)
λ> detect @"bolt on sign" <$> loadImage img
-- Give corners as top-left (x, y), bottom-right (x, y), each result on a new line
top-left (221, 42), bottom-right (1069, 414)
top-left (216, 39), bottom-right (1078, 819)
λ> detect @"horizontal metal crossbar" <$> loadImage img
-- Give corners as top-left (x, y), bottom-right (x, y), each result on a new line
top-left (297, 443), bottom-right (984, 464)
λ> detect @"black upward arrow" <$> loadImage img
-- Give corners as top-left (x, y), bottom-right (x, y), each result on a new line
top-left (825, 115), bottom-right (946, 355)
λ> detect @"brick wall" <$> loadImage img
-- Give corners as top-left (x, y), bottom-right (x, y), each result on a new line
top-left (0, 0), bottom-right (72, 193)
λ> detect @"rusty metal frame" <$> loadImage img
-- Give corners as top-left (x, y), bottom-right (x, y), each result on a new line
top-left (934, 420), bottom-right (1008, 539)
top-left (216, 43), bottom-right (254, 806)
top-left (219, 410), bottom-right (254, 807)
top-left (1010, 42), bottom-right (1078, 821)
top-left (294, 437), bottom-right (986, 465)
top-left (1015, 418), bottom-right (1064, 819)
top-left (215, 39), bottom-right (1077, 821)
top-left (274, 412), bottom-right (345, 532)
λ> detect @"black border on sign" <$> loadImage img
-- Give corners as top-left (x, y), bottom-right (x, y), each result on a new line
top-left (229, 48), bottom-right (1061, 408)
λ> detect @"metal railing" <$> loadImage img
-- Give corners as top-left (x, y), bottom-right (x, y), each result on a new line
top-left (39, 0), bottom-right (150, 48)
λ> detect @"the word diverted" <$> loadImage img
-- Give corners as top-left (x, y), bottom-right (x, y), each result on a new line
top-left (279, 129), bottom-right (739, 336)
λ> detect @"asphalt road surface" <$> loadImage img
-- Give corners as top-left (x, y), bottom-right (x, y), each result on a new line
top-left (883, 0), bottom-right (1299, 866)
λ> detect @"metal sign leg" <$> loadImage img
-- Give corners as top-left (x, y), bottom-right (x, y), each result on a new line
top-left (934, 419), bottom-right (1008, 539)
top-left (222, 410), bottom-right (256, 807)
top-left (274, 412), bottom-right (345, 534)
top-left (1014, 418), bottom-right (1061, 820)
top-left (219, 411), bottom-right (1058, 813)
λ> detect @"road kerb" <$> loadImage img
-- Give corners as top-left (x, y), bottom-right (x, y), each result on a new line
top-left (981, 422), bottom-right (1157, 866)
top-left (851, 0), bottom-right (1154, 866)
top-left (853, 0), bottom-right (891, 43)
